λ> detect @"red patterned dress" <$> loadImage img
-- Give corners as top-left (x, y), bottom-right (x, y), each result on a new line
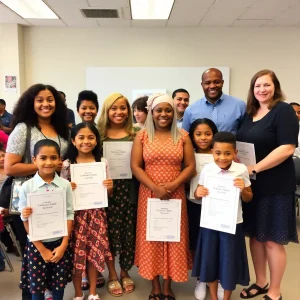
top-left (61, 159), bottom-right (112, 275)
top-left (134, 129), bottom-right (192, 282)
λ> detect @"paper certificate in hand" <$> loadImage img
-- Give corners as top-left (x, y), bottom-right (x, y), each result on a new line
top-left (236, 142), bottom-right (256, 166)
top-left (146, 198), bottom-right (182, 242)
top-left (71, 162), bottom-right (107, 211)
top-left (27, 190), bottom-right (67, 241)
top-left (103, 142), bottom-right (133, 179)
top-left (236, 142), bottom-right (256, 180)
top-left (190, 154), bottom-right (214, 199)
top-left (200, 175), bottom-right (240, 234)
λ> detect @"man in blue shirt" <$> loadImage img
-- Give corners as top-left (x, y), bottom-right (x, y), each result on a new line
top-left (0, 99), bottom-right (13, 134)
top-left (182, 68), bottom-right (246, 134)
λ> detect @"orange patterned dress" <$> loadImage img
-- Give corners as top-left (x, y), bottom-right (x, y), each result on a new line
top-left (134, 129), bottom-right (192, 282)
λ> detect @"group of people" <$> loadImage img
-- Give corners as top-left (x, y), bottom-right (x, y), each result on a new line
top-left (0, 68), bottom-right (298, 300)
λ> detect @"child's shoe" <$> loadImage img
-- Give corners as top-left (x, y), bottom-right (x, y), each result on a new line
top-left (217, 282), bottom-right (224, 300)
top-left (44, 289), bottom-right (53, 300)
top-left (88, 295), bottom-right (100, 300)
top-left (195, 280), bottom-right (207, 300)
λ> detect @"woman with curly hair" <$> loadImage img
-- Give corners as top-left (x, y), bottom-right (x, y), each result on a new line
top-left (5, 83), bottom-right (69, 300)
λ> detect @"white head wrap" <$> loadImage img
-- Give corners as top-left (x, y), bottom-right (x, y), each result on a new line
top-left (146, 93), bottom-right (174, 111)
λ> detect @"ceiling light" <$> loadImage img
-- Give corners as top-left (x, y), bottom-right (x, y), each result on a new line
top-left (0, 0), bottom-right (58, 19)
top-left (130, 0), bottom-right (174, 20)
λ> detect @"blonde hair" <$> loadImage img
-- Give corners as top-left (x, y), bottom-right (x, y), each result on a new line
top-left (145, 101), bottom-right (181, 144)
top-left (97, 93), bottom-right (134, 140)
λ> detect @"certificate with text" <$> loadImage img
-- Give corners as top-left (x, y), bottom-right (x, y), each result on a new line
top-left (71, 162), bottom-right (107, 211)
top-left (28, 190), bottom-right (67, 241)
top-left (200, 175), bottom-right (240, 234)
top-left (236, 142), bottom-right (256, 166)
top-left (236, 141), bottom-right (256, 180)
top-left (190, 154), bottom-right (214, 199)
top-left (103, 142), bottom-right (133, 179)
top-left (146, 198), bottom-right (182, 242)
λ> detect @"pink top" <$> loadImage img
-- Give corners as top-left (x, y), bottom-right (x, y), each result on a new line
top-left (0, 130), bottom-right (8, 149)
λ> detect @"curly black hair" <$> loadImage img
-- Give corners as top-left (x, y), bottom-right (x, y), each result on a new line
top-left (12, 84), bottom-right (69, 140)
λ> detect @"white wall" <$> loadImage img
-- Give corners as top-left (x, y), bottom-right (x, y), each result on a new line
top-left (0, 24), bottom-right (25, 113)
top-left (23, 26), bottom-right (300, 122)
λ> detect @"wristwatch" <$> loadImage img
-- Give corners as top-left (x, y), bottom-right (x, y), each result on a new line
top-left (252, 169), bottom-right (257, 174)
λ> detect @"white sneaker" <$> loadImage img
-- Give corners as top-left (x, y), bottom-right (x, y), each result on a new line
top-left (44, 289), bottom-right (53, 300)
top-left (195, 280), bottom-right (207, 300)
top-left (88, 295), bottom-right (100, 300)
top-left (217, 282), bottom-right (224, 300)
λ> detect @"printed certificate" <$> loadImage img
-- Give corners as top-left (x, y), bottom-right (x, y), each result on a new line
top-left (190, 154), bottom-right (214, 199)
top-left (71, 162), bottom-right (107, 211)
top-left (28, 190), bottom-right (67, 241)
top-left (236, 141), bottom-right (256, 180)
top-left (103, 142), bottom-right (133, 179)
top-left (200, 175), bottom-right (240, 234)
top-left (146, 198), bottom-right (182, 242)
top-left (236, 142), bottom-right (256, 166)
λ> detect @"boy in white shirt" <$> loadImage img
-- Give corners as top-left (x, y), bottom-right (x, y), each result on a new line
top-left (192, 132), bottom-right (253, 300)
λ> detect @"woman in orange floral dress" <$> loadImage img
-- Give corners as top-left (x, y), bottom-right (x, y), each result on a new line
top-left (131, 94), bottom-right (195, 300)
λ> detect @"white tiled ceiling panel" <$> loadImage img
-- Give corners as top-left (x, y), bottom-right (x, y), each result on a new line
top-left (265, 1), bottom-right (300, 26)
top-left (200, 0), bottom-right (258, 27)
top-left (167, 0), bottom-right (216, 27)
top-left (239, 0), bottom-right (299, 20)
top-left (0, 0), bottom-right (300, 27)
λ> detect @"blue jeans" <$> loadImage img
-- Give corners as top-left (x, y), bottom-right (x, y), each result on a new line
top-left (31, 290), bottom-right (64, 300)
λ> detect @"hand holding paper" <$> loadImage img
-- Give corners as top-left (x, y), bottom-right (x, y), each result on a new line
top-left (22, 207), bottom-right (32, 219)
top-left (195, 185), bottom-right (209, 199)
top-left (70, 182), bottom-right (77, 190)
top-left (154, 185), bottom-right (170, 200)
top-left (233, 178), bottom-right (245, 191)
top-left (103, 179), bottom-right (113, 196)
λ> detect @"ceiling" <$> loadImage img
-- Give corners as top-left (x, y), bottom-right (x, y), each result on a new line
top-left (1, 0), bottom-right (300, 28)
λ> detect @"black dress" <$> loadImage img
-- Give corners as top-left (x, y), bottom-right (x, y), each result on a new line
top-left (236, 102), bottom-right (299, 245)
